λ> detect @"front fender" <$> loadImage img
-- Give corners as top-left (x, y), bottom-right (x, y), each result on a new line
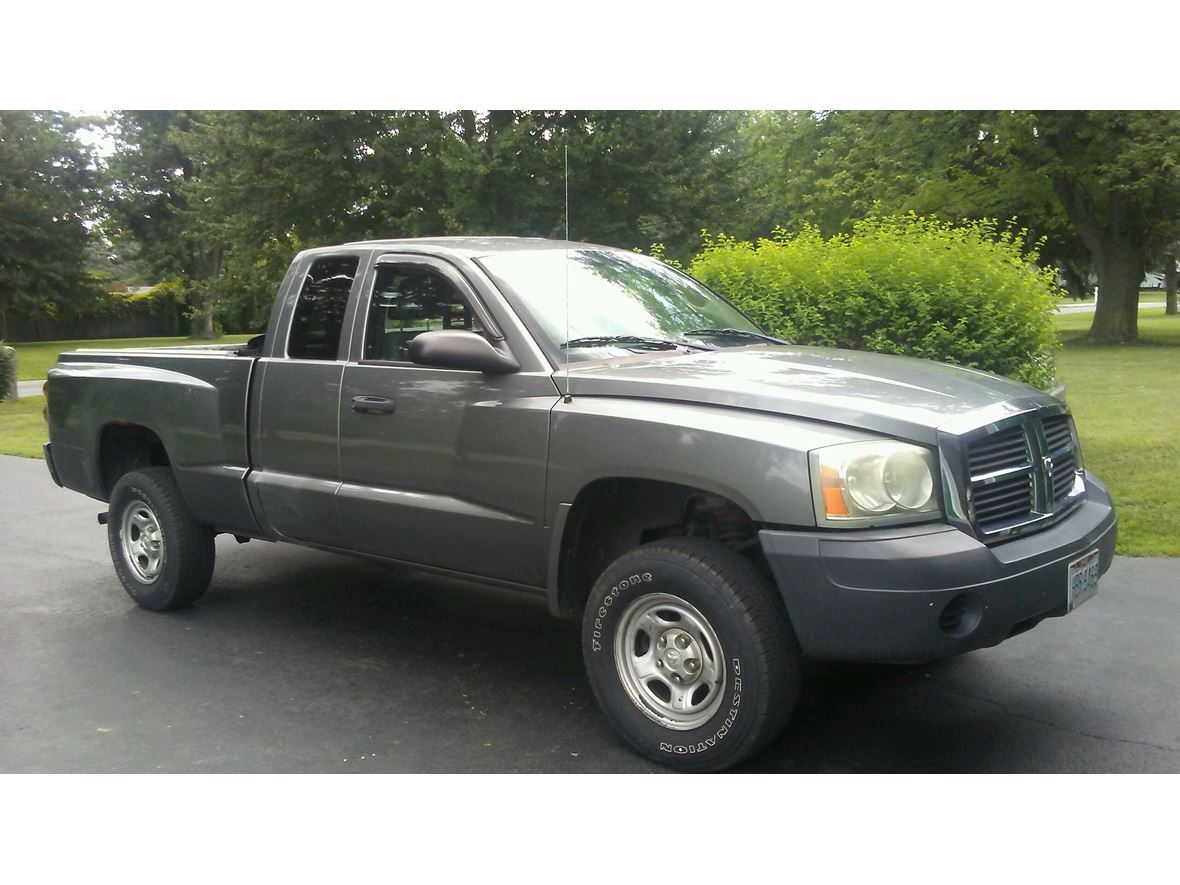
top-left (545, 396), bottom-right (879, 527)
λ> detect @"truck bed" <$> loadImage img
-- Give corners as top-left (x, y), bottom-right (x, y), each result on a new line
top-left (46, 345), bottom-right (262, 536)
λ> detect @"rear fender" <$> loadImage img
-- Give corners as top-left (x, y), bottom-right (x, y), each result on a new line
top-left (47, 358), bottom-right (260, 534)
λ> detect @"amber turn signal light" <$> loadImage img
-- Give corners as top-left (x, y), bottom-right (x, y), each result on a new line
top-left (820, 464), bottom-right (850, 517)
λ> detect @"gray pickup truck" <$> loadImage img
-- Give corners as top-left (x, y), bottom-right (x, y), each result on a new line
top-left (44, 237), bottom-right (1117, 770)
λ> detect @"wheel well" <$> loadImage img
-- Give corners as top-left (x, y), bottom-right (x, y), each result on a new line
top-left (555, 478), bottom-right (767, 618)
top-left (99, 424), bottom-right (171, 499)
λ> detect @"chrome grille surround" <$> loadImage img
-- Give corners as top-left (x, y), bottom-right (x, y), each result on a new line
top-left (937, 401), bottom-right (1086, 544)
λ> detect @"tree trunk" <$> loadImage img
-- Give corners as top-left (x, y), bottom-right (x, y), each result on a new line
top-left (1060, 263), bottom-right (1089, 301)
top-left (1166, 255), bottom-right (1178, 316)
top-left (196, 296), bottom-right (216, 339)
top-left (191, 246), bottom-right (222, 339)
top-left (1089, 244), bottom-right (1143, 343)
top-left (1049, 177), bottom-right (1143, 342)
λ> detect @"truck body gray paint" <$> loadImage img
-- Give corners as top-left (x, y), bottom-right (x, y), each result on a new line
top-left (44, 236), bottom-right (1117, 662)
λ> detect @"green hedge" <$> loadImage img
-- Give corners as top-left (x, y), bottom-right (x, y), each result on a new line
top-left (1, 282), bottom-right (186, 343)
top-left (687, 215), bottom-right (1059, 388)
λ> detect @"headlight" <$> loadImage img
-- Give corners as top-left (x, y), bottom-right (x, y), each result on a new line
top-left (809, 440), bottom-right (941, 528)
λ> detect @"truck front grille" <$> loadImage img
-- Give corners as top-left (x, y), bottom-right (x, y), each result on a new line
top-left (1042, 415), bottom-right (1079, 504)
top-left (965, 412), bottom-right (1084, 538)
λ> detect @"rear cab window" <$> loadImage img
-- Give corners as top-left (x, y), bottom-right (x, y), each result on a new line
top-left (287, 256), bottom-right (361, 360)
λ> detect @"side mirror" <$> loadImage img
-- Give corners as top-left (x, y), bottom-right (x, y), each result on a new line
top-left (408, 330), bottom-right (520, 374)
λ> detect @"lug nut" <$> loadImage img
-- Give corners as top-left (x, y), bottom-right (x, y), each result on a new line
top-left (675, 634), bottom-right (690, 649)
top-left (685, 659), bottom-right (698, 672)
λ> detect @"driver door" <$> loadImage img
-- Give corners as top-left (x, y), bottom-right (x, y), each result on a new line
top-left (335, 254), bottom-right (558, 586)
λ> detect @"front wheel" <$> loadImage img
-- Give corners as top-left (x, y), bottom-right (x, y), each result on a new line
top-left (107, 467), bottom-right (215, 611)
top-left (582, 538), bottom-right (800, 772)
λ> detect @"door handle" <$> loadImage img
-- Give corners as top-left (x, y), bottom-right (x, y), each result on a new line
top-left (351, 395), bottom-right (397, 415)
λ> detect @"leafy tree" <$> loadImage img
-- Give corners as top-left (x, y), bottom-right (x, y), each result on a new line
top-left (105, 110), bottom-right (223, 337)
top-left (739, 110), bottom-right (1180, 342)
top-left (999, 111), bottom-right (1180, 342)
top-left (180, 110), bottom-right (465, 330)
top-left (164, 110), bottom-right (745, 328)
top-left (0, 110), bottom-right (99, 338)
top-left (449, 110), bottom-right (743, 261)
top-left (579, 110), bottom-right (744, 260)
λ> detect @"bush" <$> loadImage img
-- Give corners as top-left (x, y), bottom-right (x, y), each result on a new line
top-left (687, 214), bottom-right (1059, 388)
top-left (0, 344), bottom-right (15, 401)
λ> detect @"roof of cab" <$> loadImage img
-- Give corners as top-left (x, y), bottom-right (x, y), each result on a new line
top-left (304, 236), bottom-right (623, 260)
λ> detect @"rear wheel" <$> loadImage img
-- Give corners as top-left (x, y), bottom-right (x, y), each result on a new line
top-left (107, 467), bottom-right (215, 611)
top-left (582, 538), bottom-right (800, 772)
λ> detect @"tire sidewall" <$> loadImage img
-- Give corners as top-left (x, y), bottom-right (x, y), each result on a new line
top-left (108, 474), bottom-right (178, 609)
top-left (583, 551), bottom-right (769, 769)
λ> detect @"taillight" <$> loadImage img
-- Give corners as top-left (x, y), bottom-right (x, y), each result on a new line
top-left (42, 381), bottom-right (48, 423)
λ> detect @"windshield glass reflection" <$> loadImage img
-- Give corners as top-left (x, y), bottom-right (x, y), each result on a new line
top-left (477, 249), bottom-right (763, 362)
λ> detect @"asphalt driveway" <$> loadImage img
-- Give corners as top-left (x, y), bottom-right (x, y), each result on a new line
top-left (1, 454), bottom-right (1177, 773)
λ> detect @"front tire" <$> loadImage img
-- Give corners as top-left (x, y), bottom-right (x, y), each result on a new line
top-left (107, 467), bottom-right (215, 611)
top-left (582, 538), bottom-right (800, 772)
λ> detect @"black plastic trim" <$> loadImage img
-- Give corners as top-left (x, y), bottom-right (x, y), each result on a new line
top-left (759, 474), bottom-right (1117, 663)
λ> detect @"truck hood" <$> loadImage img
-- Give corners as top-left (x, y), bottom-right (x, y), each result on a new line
top-left (563, 345), bottom-right (1059, 444)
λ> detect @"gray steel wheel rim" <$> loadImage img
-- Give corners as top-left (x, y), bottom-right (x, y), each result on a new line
top-left (613, 592), bottom-right (727, 731)
top-left (121, 498), bottom-right (164, 583)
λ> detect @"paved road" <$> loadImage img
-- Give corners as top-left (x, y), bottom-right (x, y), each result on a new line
top-left (15, 380), bottom-right (43, 398)
top-left (2, 454), bottom-right (1178, 773)
top-left (1055, 299), bottom-right (1166, 314)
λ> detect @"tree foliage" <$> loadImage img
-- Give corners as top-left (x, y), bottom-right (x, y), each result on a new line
top-left (1004, 111), bottom-right (1180, 341)
top-left (0, 110), bottom-right (99, 337)
top-left (104, 111), bottom-right (227, 336)
top-left (29, 108), bottom-right (1180, 348)
top-left (734, 110), bottom-right (1180, 342)
top-left (138, 110), bottom-right (745, 330)
top-left (180, 110), bottom-right (465, 330)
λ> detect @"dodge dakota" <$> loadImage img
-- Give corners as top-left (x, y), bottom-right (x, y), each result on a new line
top-left (43, 237), bottom-right (1117, 770)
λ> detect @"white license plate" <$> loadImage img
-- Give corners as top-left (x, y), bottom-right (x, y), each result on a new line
top-left (1067, 548), bottom-right (1101, 612)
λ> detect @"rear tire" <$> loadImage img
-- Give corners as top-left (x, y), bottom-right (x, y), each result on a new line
top-left (107, 467), bottom-right (215, 611)
top-left (582, 537), bottom-right (800, 772)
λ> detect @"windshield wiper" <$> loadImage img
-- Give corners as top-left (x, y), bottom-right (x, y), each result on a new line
top-left (561, 335), bottom-right (714, 352)
top-left (685, 328), bottom-right (790, 345)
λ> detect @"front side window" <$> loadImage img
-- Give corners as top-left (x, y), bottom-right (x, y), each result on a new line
top-left (287, 255), bottom-right (359, 360)
top-left (363, 264), bottom-right (485, 362)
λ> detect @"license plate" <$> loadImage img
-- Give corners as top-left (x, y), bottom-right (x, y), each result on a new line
top-left (1067, 548), bottom-right (1101, 612)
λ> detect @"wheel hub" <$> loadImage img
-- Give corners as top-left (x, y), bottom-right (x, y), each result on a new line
top-left (613, 593), bottom-right (727, 731)
top-left (657, 628), bottom-right (702, 684)
top-left (121, 499), bottom-right (164, 583)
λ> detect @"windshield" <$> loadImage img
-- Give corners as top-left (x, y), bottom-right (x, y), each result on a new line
top-left (476, 249), bottom-right (765, 363)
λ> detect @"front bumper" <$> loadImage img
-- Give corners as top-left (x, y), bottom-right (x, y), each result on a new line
top-left (759, 473), bottom-right (1117, 663)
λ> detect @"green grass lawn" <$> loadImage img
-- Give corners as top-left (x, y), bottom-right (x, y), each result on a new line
top-left (1050, 307), bottom-right (1180, 557)
top-left (0, 395), bottom-right (48, 458)
top-left (8, 334), bottom-right (255, 381)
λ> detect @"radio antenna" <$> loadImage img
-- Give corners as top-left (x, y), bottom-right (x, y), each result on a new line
top-left (563, 141), bottom-right (572, 403)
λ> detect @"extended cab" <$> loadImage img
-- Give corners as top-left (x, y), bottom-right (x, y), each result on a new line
top-left (44, 238), bottom-right (1117, 770)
